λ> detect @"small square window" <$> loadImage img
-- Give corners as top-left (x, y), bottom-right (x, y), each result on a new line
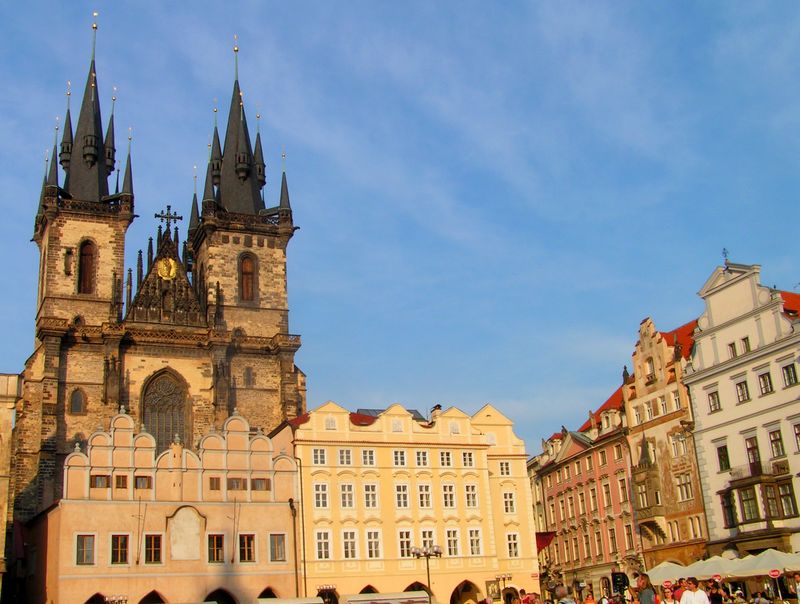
top-left (115, 475), bottom-right (128, 489)
top-left (239, 534), bottom-right (256, 562)
top-left (362, 449), bottom-right (375, 466)
top-left (708, 391), bottom-right (721, 412)
top-left (783, 363), bottom-right (798, 387)
top-left (759, 372), bottom-right (774, 395)
top-left (270, 534), bottom-right (286, 561)
top-left (499, 461), bottom-right (511, 476)
top-left (90, 475), bottom-right (110, 489)
top-left (209, 477), bottom-right (221, 491)
top-left (312, 448), bottom-right (326, 465)
top-left (135, 475), bottom-right (152, 489)
top-left (440, 451), bottom-right (452, 467)
top-left (227, 477), bottom-right (246, 490)
top-left (251, 478), bottom-right (270, 491)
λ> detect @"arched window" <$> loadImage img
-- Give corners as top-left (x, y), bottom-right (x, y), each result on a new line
top-left (240, 254), bottom-right (256, 302)
top-left (142, 372), bottom-right (190, 453)
top-left (69, 389), bottom-right (87, 414)
top-left (78, 240), bottom-right (96, 294)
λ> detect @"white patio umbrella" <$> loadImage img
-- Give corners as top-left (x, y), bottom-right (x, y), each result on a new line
top-left (730, 549), bottom-right (800, 577)
top-left (646, 561), bottom-right (687, 585)
top-left (683, 556), bottom-right (740, 580)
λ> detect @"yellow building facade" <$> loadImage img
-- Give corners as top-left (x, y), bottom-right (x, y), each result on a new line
top-left (273, 402), bottom-right (540, 604)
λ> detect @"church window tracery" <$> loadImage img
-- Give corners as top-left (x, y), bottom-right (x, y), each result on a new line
top-left (142, 371), bottom-right (190, 453)
top-left (77, 240), bottom-right (96, 294)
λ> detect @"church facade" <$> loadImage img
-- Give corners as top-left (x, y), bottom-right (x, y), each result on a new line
top-left (8, 26), bottom-right (306, 602)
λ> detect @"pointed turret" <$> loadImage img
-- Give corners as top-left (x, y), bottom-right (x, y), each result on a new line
top-left (279, 169), bottom-right (291, 210)
top-left (202, 161), bottom-right (216, 206)
top-left (253, 131), bottom-right (266, 190)
top-left (47, 143), bottom-right (59, 188)
top-left (211, 126), bottom-right (222, 185)
top-left (121, 149), bottom-right (133, 195)
top-left (189, 192), bottom-right (199, 231)
top-left (66, 58), bottom-right (109, 201)
top-left (104, 104), bottom-right (116, 176)
top-left (59, 107), bottom-right (73, 172)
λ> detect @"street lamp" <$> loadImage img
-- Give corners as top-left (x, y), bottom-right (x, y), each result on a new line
top-left (412, 544), bottom-right (443, 604)
top-left (497, 574), bottom-right (512, 604)
top-left (317, 584), bottom-right (337, 604)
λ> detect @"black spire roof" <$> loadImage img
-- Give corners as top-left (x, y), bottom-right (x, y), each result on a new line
top-left (279, 169), bottom-right (291, 209)
top-left (66, 59), bottom-right (109, 201)
top-left (188, 191), bottom-right (199, 231)
top-left (121, 148), bottom-right (133, 195)
top-left (215, 79), bottom-right (265, 215)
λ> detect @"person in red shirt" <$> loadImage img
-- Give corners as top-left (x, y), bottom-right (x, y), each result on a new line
top-left (522, 590), bottom-right (533, 604)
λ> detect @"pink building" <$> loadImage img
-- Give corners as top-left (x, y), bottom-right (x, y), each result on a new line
top-left (25, 411), bottom-right (300, 604)
top-left (531, 388), bottom-right (641, 599)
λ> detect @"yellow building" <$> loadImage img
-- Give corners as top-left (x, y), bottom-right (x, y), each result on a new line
top-left (272, 402), bottom-right (539, 604)
top-left (25, 411), bottom-right (300, 604)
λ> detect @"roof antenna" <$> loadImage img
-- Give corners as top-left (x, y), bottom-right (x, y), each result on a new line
top-left (193, 165), bottom-right (198, 195)
top-left (91, 11), bottom-right (99, 61)
top-left (111, 86), bottom-right (117, 116)
top-left (127, 126), bottom-right (133, 154)
top-left (282, 147), bottom-right (286, 173)
top-left (54, 116), bottom-right (60, 147)
top-left (233, 34), bottom-right (239, 81)
top-left (66, 80), bottom-right (72, 110)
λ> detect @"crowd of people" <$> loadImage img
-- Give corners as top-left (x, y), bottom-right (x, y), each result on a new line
top-left (542, 573), bottom-right (798, 604)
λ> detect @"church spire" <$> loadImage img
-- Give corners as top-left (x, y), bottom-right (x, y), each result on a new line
top-left (65, 18), bottom-right (109, 201)
top-left (216, 39), bottom-right (262, 215)
top-left (121, 130), bottom-right (133, 196)
top-left (253, 113), bottom-right (266, 191)
top-left (104, 88), bottom-right (117, 176)
top-left (279, 150), bottom-right (291, 210)
top-left (59, 81), bottom-right (73, 173)
top-left (189, 166), bottom-right (200, 231)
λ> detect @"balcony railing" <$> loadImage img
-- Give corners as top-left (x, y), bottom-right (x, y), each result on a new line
top-left (729, 460), bottom-right (790, 481)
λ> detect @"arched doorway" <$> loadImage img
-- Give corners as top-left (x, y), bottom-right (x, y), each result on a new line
top-left (142, 370), bottom-right (191, 453)
top-left (205, 588), bottom-right (238, 604)
top-left (139, 591), bottom-right (166, 604)
top-left (406, 582), bottom-right (428, 593)
top-left (360, 586), bottom-right (378, 594)
top-left (451, 580), bottom-right (481, 604)
top-left (85, 595), bottom-right (105, 604)
top-left (259, 587), bottom-right (278, 598)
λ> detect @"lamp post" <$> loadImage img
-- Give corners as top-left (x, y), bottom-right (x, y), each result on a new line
top-left (497, 574), bottom-right (512, 604)
top-left (412, 544), bottom-right (442, 604)
top-left (317, 584), bottom-right (337, 604)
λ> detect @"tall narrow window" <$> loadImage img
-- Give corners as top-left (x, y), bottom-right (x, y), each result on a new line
top-left (240, 255), bottom-right (256, 302)
top-left (69, 389), bottom-right (87, 414)
top-left (78, 240), bottom-right (96, 294)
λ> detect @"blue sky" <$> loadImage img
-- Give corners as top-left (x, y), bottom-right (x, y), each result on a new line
top-left (1, 2), bottom-right (799, 452)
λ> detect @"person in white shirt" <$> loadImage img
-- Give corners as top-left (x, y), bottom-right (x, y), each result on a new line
top-left (680, 578), bottom-right (710, 604)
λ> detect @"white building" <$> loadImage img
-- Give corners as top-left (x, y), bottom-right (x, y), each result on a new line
top-left (683, 262), bottom-right (800, 555)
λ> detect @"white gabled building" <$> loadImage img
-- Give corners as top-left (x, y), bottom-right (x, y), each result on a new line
top-left (683, 262), bottom-right (800, 556)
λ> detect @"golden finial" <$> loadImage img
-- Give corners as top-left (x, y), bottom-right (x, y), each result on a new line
top-left (111, 85), bottom-right (117, 115)
top-left (256, 112), bottom-right (261, 134)
top-left (91, 11), bottom-right (99, 60)
top-left (233, 34), bottom-right (239, 80)
top-left (127, 126), bottom-right (132, 154)
top-left (66, 80), bottom-right (71, 110)
top-left (213, 98), bottom-right (218, 127)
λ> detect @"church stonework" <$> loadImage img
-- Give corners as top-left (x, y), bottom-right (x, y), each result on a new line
top-left (11, 42), bottom-right (306, 525)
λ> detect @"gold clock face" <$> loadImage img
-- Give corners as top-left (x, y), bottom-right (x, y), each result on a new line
top-left (157, 258), bottom-right (178, 281)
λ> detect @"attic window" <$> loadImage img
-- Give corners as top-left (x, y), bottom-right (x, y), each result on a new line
top-left (324, 416), bottom-right (336, 430)
top-left (449, 421), bottom-right (460, 435)
top-left (602, 415), bottom-right (610, 429)
top-left (391, 419), bottom-right (403, 432)
top-left (486, 432), bottom-right (497, 445)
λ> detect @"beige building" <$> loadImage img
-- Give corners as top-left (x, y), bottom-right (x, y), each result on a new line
top-left (25, 411), bottom-right (300, 604)
top-left (683, 262), bottom-right (800, 556)
top-left (273, 402), bottom-right (540, 604)
top-left (621, 318), bottom-right (708, 568)
top-left (0, 374), bottom-right (20, 597)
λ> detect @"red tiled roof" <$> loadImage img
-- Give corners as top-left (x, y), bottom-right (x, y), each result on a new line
top-left (780, 291), bottom-right (800, 317)
top-left (548, 432), bottom-right (563, 441)
top-left (578, 386), bottom-right (623, 432)
top-left (659, 319), bottom-right (698, 360)
top-left (349, 412), bottom-right (378, 426)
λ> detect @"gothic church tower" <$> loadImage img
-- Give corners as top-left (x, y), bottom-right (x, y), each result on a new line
top-left (12, 28), bottom-right (305, 524)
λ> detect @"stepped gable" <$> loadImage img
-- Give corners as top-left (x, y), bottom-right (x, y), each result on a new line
top-left (126, 229), bottom-right (204, 326)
